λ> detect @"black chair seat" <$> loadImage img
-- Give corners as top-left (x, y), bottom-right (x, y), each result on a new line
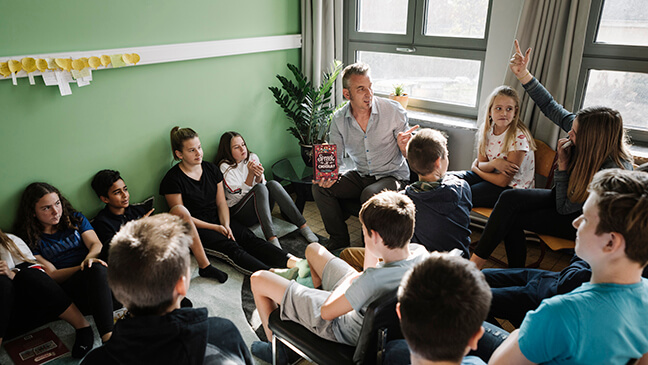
top-left (268, 310), bottom-right (355, 364)
top-left (267, 289), bottom-right (402, 365)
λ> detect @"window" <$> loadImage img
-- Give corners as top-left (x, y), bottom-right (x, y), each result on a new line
top-left (577, 0), bottom-right (648, 142)
top-left (345, 0), bottom-right (492, 118)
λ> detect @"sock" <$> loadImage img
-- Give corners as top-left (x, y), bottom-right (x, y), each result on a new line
top-left (295, 259), bottom-right (311, 278)
top-left (251, 340), bottom-right (300, 365)
top-left (272, 267), bottom-right (299, 280)
top-left (299, 226), bottom-right (319, 243)
top-left (71, 326), bottom-right (94, 359)
top-left (198, 265), bottom-right (228, 283)
top-left (269, 237), bottom-right (282, 248)
top-left (180, 297), bottom-right (193, 308)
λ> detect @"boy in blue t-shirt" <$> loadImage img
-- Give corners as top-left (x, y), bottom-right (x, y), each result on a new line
top-left (490, 169), bottom-right (648, 364)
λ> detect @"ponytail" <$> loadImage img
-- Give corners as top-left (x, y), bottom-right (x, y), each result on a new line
top-left (170, 126), bottom-right (198, 161)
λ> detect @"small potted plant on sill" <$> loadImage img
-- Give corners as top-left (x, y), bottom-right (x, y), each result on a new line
top-left (389, 84), bottom-right (409, 109)
top-left (269, 60), bottom-right (343, 167)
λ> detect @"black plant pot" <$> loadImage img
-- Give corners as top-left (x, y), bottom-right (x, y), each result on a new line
top-left (299, 143), bottom-right (313, 167)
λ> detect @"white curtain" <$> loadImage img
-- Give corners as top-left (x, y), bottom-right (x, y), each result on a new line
top-left (504, 0), bottom-right (591, 148)
top-left (301, 0), bottom-right (344, 105)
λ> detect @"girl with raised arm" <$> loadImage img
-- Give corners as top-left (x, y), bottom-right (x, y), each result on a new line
top-left (470, 40), bottom-right (633, 269)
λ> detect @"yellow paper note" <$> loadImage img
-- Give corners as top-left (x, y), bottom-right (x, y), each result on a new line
top-left (72, 59), bottom-right (85, 71)
top-left (88, 56), bottom-right (101, 69)
top-left (100, 55), bottom-right (111, 67)
top-left (55, 58), bottom-right (72, 71)
top-left (21, 58), bottom-right (37, 73)
top-left (36, 59), bottom-right (48, 72)
top-left (0, 62), bottom-right (10, 77)
top-left (110, 54), bottom-right (127, 68)
top-left (8, 60), bottom-right (22, 73)
top-left (122, 53), bottom-right (141, 65)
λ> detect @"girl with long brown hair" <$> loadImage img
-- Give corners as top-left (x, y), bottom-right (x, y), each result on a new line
top-left (470, 40), bottom-right (633, 269)
top-left (0, 229), bottom-right (95, 357)
top-left (14, 183), bottom-right (115, 343)
top-left (215, 131), bottom-right (318, 248)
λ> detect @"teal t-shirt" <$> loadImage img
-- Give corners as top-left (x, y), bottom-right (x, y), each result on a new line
top-left (518, 279), bottom-right (648, 364)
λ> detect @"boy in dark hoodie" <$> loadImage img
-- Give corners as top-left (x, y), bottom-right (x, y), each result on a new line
top-left (81, 214), bottom-right (252, 365)
top-left (403, 128), bottom-right (472, 257)
top-left (339, 129), bottom-right (472, 270)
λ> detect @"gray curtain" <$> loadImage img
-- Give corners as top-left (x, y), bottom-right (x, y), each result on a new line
top-left (301, 0), bottom-right (344, 105)
top-left (504, 0), bottom-right (591, 148)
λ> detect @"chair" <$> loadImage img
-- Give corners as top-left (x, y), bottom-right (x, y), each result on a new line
top-left (267, 289), bottom-right (401, 365)
top-left (470, 139), bottom-right (575, 268)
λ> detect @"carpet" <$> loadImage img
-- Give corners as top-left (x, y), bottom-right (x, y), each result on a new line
top-left (241, 229), bottom-right (327, 342)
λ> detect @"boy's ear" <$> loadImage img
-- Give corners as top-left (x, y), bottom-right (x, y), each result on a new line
top-left (604, 232), bottom-right (626, 254)
top-left (467, 326), bottom-right (485, 352)
top-left (395, 302), bottom-right (402, 320)
top-left (174, 274), bottom-right (189, 297)
top-left (99, 195), bottom-right (110, 204)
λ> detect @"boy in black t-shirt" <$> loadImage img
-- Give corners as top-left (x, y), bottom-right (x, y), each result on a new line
top-left (91, 169), bottom-right (227, 282)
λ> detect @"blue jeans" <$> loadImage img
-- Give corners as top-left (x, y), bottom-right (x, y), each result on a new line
top-left (449, 170), bottom-right (510, 208)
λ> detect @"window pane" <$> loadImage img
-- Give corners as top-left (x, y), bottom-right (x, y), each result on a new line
top-left (596, 0), bottom-right (648, 46)
top-left (357, 51), bottom-right (481, 107)
top-left (424, 0), bottom-right (489, 38)
top-left (582, 69), bottom-right (648, 131)
top-left (357, 0), bottom-right (408, 34)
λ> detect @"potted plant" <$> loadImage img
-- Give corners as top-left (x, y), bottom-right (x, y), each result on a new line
top-left (269, 60), bottom-right (343, 166)
top-left (389, 84), bottom-right (409, 109)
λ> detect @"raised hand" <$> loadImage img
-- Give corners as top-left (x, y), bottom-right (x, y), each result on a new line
top-left (397, 125), bottom-right (420, 156)
top-left (510, 39), bottom-right (532, 79)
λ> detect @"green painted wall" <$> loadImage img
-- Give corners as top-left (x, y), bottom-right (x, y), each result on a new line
top-left (0, 1), bottom-right (301, 230)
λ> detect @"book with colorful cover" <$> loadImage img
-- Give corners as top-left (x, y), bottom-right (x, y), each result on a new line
top-left (313, 144), bottom-right (338, 180)
top-left (4, 327), bottom-right (70, 365)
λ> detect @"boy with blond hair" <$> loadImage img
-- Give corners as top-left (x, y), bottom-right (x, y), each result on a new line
top-left (82, 214), bottom-right (251, 365)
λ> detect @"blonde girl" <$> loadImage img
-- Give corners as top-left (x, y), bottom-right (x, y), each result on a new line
top-left (452, 86), bottom-right (536, 208)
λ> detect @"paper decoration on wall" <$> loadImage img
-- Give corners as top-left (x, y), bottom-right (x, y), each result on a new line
top-left (122, 53), bottom-right (140, 65)
top-left (100, 55), bottom-right (111, 67)
top-left (0, 62), bottom-right (10, 77)
top-left (0, 53), bottom-right (140, 96)
top-left (22, 58), bottom-right (37, 84)
top-left (88, 56), bottom-right (101, 69)
top-left (36, 59), bottom-right (48, 72)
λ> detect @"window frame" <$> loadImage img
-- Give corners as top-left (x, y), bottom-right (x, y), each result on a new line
top-left (344, 0), bottom-right (493, 119)
top-left (576, 0), bottom-right (648, 143)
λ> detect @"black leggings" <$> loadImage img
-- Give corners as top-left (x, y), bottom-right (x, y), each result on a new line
top-left (198, 219), bottom-right (290, 274)
top-left (59, 264), bottom-right (114, 336)
top-left (473, 188), bottom-right (580, 267)
top-left (0, 267), bottom-right (72, 339)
